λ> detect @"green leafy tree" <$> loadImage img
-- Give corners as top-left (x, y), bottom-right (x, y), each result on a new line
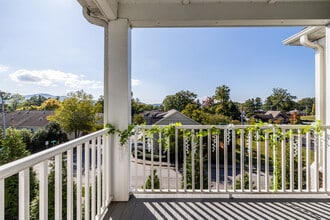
top-left (244, 97), bottom-right (263, 116)
top-left (144, 169), bottom-right (160, 189)
top-left (162, 90), bottom-right (197, 112)
top-left (297, 97), bottom-right (314, 115)
top-left (48, 90), bottom-right (97, 138)
top-left (7, 93), bottom-right (24, 112)
top-left (215, 85), bottom-right (230, 103)
top-left (0, 128), bottom-right (38, 219)
top-left (264, 88), bottom-right (297, 111)
top-left (95, 95), bottom-right (104, 113)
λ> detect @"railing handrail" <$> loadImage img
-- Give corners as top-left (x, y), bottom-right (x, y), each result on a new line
top-left (136, 124), bottom-right (330, 130)
top-left (0, 128), bottom-right (110, 180)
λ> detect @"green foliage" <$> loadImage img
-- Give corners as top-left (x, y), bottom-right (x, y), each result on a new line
top-left (162, 90), bottom-right (197, 112)
top-left (296, 97), bottom-right (314, 115)
top-left (106, 123), bottom-right (135, 146)
top-left (264, 88), bottom-right (297, 111)
top-left (132, 114), bottom-right (146, 125)
top-left (0, 128), bottom-right (38, 219)
top-left (48, 90), bottom-right (97, 138)
top-left (144, 169), bottom-right (160, 189)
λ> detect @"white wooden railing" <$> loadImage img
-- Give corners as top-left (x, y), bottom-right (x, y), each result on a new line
top-left (131, 124), bottom-right (330, 194)
top-left (0, 128), bottom-right (111, 220)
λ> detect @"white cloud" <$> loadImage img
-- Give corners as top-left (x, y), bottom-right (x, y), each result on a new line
top-left (9, 69), bottom-right (103, 90)
top-left (0, 65), bottom-right (9, 73)
top-left (132, 79), bottom-right (142, 86)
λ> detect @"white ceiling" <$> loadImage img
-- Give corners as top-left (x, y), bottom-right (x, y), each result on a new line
top-left (78, 0), bottom-right (330, 27)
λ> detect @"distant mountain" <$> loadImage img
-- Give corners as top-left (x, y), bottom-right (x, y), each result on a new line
top-left (24, 93), bottom-right (67, 101)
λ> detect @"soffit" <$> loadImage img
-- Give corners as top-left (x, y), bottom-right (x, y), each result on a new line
top-left (78, 0), bottom-right (330, 27)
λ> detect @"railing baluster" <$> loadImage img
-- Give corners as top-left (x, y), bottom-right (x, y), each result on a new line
top-left (85, 141), bottom-right (90, 220)
top-left (175, 129), bottom-right (178, 192)
top-left (306, 132), bottom-right (310, 192)
top-left (232, 129), bottom-right (236, 192)
top-left (77, 145), bottom-right (82, 220)
top-left (200, 133), bottom-right (204, 192)
top-left (134, 130), bottom-right (138, 193)
top-left (191, 129), bottom-right (195, 192)
top-left (101, 136), bottom-right (106, 205)
top-left (216, 131), bottom-right (219, 192)
top-left (315, 133), bottom-right (319, 192)
top-left (240, 129), bottom-right (245, 192)
top-left (248, 130), bottom-right (252, 192)
top-left (97, 137), bottom-right (102, 216)
top-left (67, 149), bottom-right (73, 220)
top-left (265, 129), bottom-right (269, 192)
top-left (167, 136), bottom-right (170, 192)
top-left (323, 130), bottom-right (327, 192)
top-left (281, 128), bottom-right (286, 192)
top-left (183, 135), bottom-right (187, 191)
top-left (224, 128), bottom-right (228, 192)
top-left (289, 129), bottom-right (294, 192)
top-left (55, 154), bottom-right (62, 220)
top-left (151, 138), bottom-right (154, 192)
top-left (256, 130), bottom-right (260, 192)
top-left (19, 168), bottom-right (29, 220)
top-left (207, 129), bottom-right (211, 191)
top-left (298, 129), bottom-right (302, 192)
top-left (142, 132), bottom-right (146, 192)
top-left (0, 179), bottom-right (4, 220)
top-left (91, 139), bottom-right (96, 220)
top-left (40, 161), bottom-right (48, 220)
top-left (159, 132), bottom-right (163, 191)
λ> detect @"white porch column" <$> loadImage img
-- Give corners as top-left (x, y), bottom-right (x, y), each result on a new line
top-left (325, 25), bottom-right (330, 193)
top-left (104, 19), bottom-right (131, 201)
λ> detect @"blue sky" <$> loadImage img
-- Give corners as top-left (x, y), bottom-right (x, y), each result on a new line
top-left (0, 0), bottom-right (315, 104)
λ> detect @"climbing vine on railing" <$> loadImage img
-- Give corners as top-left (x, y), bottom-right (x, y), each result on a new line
top-left (105, 123), bottom-right (135, 146)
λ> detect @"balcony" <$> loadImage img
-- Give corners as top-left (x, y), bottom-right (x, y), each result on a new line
top-left (0, 124), bottom-right (329, 219)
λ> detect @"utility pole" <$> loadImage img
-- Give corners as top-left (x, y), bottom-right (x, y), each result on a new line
top-left (0, 91), bottom-right (6, 138)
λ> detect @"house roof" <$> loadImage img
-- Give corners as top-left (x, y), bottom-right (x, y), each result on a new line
top-left (154, 109), bottom-right (200, 125)
top-left (0, 110), bottom-right (53, 129)
top-left (265, 111), bottom-right (282, 119)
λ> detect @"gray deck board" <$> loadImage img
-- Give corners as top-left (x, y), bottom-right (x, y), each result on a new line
top-left (104, 195), bottom-right (330, 220)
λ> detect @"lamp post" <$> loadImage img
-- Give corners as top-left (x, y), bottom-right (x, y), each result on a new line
top-left (0, 91), bottom-right (6, 138)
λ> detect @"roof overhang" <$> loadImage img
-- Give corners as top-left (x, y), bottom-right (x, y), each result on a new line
top-left (282, 26), bottom-right (326, 46)
top-left (78, 0), bottom-right (330, 27)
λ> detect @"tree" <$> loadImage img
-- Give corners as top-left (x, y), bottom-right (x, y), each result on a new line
top-left (21, 95), bottom-right (47, 109)
top-left (243, 97), bottom-right (263, 116)
top-left (40, 98), bottom-right (62, 110)
top-left (7, 93), bottom-right (24, 112)
top-left (31, 129), bottom-right (48, 153)
top-left (264, 88), bottom-right (297, 112)
top-left (48, 90), bottom-right (97, 138)
top-left (95, 95), bottom-right (104, 113)
top-left (215, 85), bottom-right (230, 103)
top-left (162, 90), bottom-right (197, 112)
top-left (297, 97), bottom-right (314, 115)
top-left (0, 128), bottom-right (38, 219)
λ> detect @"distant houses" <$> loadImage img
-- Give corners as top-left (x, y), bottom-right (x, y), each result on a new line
top-left (0, 110), bottom-right (53, 132)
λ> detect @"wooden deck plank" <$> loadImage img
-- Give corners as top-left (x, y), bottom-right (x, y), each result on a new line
top-left (103, 196), bottom-right (330, 220)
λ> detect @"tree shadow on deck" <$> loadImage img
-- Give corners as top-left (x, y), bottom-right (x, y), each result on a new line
top-left (104, 195), bottom-right (330, 220)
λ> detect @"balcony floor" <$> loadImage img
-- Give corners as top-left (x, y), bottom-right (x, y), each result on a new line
top-left (104, 194), bottom-right (330, 219)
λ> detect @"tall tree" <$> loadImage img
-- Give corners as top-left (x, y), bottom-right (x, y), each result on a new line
top-left (48, 90), bottom-right (97, 138)
top-left (264, 88), bottom-right (297, 112)
top-left (162, 90), bottom-right (197, 112)
top-left (215, 85), bottom-right (230, 103)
